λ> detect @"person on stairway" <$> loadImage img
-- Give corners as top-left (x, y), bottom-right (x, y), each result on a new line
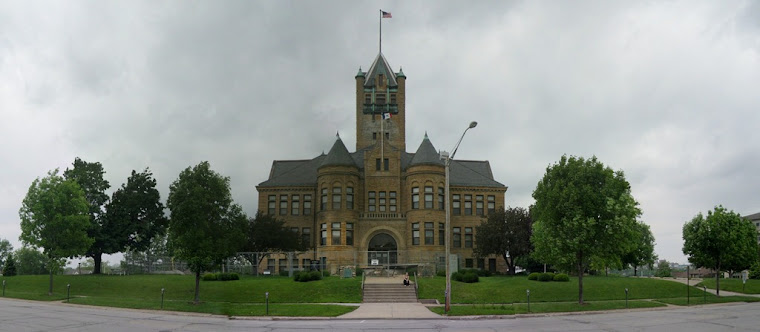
top-left (403, 273), bottom-right (410, 286)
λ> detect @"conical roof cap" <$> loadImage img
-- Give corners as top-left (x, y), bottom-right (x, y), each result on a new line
top-left (409, 133), bottom-right (443, 166)
top-left (320, 135), bottom-right (356, 168)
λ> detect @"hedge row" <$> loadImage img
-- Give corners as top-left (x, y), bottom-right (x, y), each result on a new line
top-left (202, 272), bottom-right (240, 281)
top-left (527, 272), bottom-right (569, 282)
top-left (293, 271), bottom-right (323, 282)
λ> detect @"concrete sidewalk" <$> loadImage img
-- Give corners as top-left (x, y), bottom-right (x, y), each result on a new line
top-left (337, 275), bottom-right (441, 319)
top-left (665, 277), bottom-right (760, 297)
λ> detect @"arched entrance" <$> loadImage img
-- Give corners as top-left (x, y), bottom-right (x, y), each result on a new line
top-left (367, 233), bottom-right (397, 265)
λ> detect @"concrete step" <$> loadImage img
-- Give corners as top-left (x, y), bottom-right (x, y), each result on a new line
top-left (362, 283), bottom-right (418, 303)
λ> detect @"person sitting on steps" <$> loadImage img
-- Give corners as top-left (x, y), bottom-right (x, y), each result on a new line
top-left (403, 273), bottom-right (410, 286)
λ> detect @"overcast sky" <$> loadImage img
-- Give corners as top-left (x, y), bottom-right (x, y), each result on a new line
top-left (1, 1), bottom-right (759, 266)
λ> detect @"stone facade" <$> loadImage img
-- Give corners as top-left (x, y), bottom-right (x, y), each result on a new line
top-left (256, 52), bottom-right (508, 274)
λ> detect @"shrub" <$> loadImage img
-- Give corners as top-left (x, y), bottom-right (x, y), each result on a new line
top-left (462, 272), bottom-right (479, 283)
top-left (294, 271), bottom-right (321, 282)
top-left (436, 270), bottom-right (446, 277)
top-left (538, 272), bottom-right (554, 282)
top-left (553, 273), bottom-right (570, 282)
top-left (528, 272), bottom-right (540, 280)
top-left (355, 267), bottom-right (364, 276)
top-left (202, 273), bottom-right (217, 281)
top-left (218, 272), bottom-right (240, 281)
top-left (451, 271), bottom-right (463, 282)
top-left (279, 270), bottom-right (289, 277)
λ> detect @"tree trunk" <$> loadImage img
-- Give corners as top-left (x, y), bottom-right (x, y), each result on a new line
top-left (577, 253), bottom-right (584, 304)
top-left (502, 253), bottom-right (515, 275)
top-left (92, 253), bottom-right (103, 274)
top-left (48, 267), bottom-right (54, 296)
top-left (634, 266), bottom-right (638, 277)
top-left (715, 261), bottom-right (721, 297)
top-left (193, 269), bottom-right (201, 304)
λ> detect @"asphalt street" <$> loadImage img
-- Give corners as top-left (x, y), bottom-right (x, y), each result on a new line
top-left (1, 298), bottom-right (759, 332)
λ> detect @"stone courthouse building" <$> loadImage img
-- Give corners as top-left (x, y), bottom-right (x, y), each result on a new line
top-left (256, 52), bottom-right (507, 274)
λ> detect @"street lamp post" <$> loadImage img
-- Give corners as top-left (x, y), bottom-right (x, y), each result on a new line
top-left (441, 121), bottom-right (477, 314)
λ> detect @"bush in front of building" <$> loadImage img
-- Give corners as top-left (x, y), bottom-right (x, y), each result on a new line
top-left (452, 271), bottom-right (480, 283)
top-left (537, 272), bottom-right (554, 282)
top-left (528, 272), bottom-right (540, 280)
top-left (553, 273), bottom-right (570, 281)
top-left (294, 270), bottom-right (323, 282)
top-left (202, 272), bottom-right (240, 281)
top-left (202, 273), bottom-right (217, 281)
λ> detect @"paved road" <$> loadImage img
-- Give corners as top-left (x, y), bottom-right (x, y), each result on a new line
top-left (2, 298), bottom-right (759, 331)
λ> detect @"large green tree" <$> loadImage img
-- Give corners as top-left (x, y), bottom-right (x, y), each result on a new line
top-left (621, 221), bottom-right (657, 276)
top-left (13, 246), bottom-right (49, 275)
top-left (531, 155), bottom-right (640, 304)
top-left (474, 207), bottom-right (532, 275)
top-left (19, 169), bottom-right (93, 294)
top-left (167, 161), bottom-right (248, 303)
top-left (242, 212), bottom-right (303, 271)
top-left (104, 169), bottom-right (168, 254)
top-left (63, 157), bottom-right (110, 274)
top-left (682, 205), bottom-right (758, 296)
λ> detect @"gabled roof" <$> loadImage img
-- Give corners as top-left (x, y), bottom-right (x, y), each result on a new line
top-left (449, 160), bottom-right (505, 188)
top-left (743, 212), bottom-right (760, 221)
top-left (364, 53), bottom-right (398, 87)
top-left (320, 136), bottom-right (356, 168)
top-left (409, 133), bottom-right (443, 167)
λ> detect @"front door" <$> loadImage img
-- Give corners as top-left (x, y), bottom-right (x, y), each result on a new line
top-left (367, 233), bottom-right (397, 265)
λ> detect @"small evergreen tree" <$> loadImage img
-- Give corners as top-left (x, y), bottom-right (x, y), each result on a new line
top-left (3, 255), bottom-right (17, 276)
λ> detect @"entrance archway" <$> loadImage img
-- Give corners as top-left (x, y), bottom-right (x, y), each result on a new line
top-left (367, 233), bottom-right (397, 265)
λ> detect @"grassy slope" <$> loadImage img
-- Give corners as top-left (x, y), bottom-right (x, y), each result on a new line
top-left (697, 278), bottom-right (760, 294)
top-left (417, 275), bottom-right (714, 303)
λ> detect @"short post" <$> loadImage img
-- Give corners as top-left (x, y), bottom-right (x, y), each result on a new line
top-left (625, 288), bottom-right (628, 308)
top-left (161, 288), bottom-right (165, 309)
top-left (2, 280), bottom-right (5, 297)
top-left (526, 289), bottom-right (530, 313)
top-left (265, 292), bottom-right (269, 316)
top-left (686, 265), bottom-right (690, 306)
top-left (703, 286), bottom-right (706, 304)
top-left (67, 284), bottom-right (71, 303)
top-left (444, 290), bottom-right (448, 315)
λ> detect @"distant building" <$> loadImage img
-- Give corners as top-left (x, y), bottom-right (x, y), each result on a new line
top-left (744, 212), bottom-right (760, 244)
top-left (256, 52), bottom-right (507, 274)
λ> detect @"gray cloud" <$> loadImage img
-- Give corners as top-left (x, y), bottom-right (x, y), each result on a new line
top-left (1, 0), bottom-right (758, 265)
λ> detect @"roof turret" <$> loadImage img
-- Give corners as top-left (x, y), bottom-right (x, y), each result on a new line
top-left (364, 53), bottom-right (397, 87)
top-left (320, 134), bottom-right (357, 168)
top-left (409, 132), bottom-right (443, 167)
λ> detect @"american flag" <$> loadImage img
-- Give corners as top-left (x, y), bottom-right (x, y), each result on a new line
top-left (382, 11), bottom-right (392, 18)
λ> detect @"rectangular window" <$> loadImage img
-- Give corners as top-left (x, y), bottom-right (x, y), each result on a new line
top-left (378, 191), bottom-right (386, 212)
top-left (464, 194), bottom-right (473, 215)
top-left (453, 194), bottom-right (461, 215)
top-left (280, 195), bottom-right (288, 215)
top-left (267, 259), bottom-right (275, 272)
top-left (390, 93), bottom-right (397, 104)
top-left (477, 258), bottom-right (485, 270)
top-left (346, 187), bottom-right (354, 209)
top-left (389, 191), bottom-right (397, 212)
top-left (321, 188), bottom-right (327, 211)
top-left (412, 223), bottom-right (420, 245)
top-left (489, 258), bottom-right (497, 272)
top-left (385, 132), bottom-right (389, 140)
top-left (302, 258), bottom-right (310, 270)
top-left (302, 227), bottom-right (311, 247)
top-left (346, 223), bottom-right (354, 245)
top-left (373, 132), bottom-right (377, 140)
top-left (376, 94), bottom-right (385, 105)
top-left (320, 223), bottom-right (327, 246)
top-left (439, 222), bottom-right (445, 245)
top-left (304, 194), bottom-right (312, 215)
top-left (376, 158), bottom-right (381, 171)
top-left (465, 227), bottom-right (473, 248)
top-left (412, 187), bottom-right (419, 209)
top-left (332, 222), bottom-right (341, 245)
top-left (424, 186), bottom-right (433, 209)
top-left (487, 195), bottom-right (495, 214)
top-left (365, 93), bottom-right (371, 105)
top-left (438, 188), bottom-right (444, 210)
top-left (332, 187), bottom-right (342, 210)
top-left (453, 227), bottom-right (461, 248)
top-left (424, 222), bottom-right (434, 245)
top-left (291, 195), bottom-right (300, 216)
top-left (476, 195), bottom-right (484, 216)
top-left (384, 158), bottom-right (389, 171)
top-left (279, 258), bottom-right (287, 273)
top-left (268, 195), bottom-right (276, 215)
top-left (291, 227), bottom-right (299, 233)
top-left (465, 258), bottom-right (473, 268)
top-left (368, 191), bottom-right (376, 212)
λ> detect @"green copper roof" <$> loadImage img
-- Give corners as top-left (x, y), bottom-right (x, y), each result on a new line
top-left (396, 67), bottom-right (406, 78)
top-left (355, 67), bottom-right (365, 78)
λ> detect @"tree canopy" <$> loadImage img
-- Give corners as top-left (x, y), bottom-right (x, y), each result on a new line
top-left (621, 221), bottom-right (657, 276)
top-left (531, 155), bottom-right (640, 304)
top-left (474, 207), bottom-right (532, 275)
top-left (0, 238), bottom-right (12, 272)
top-left (19, 169), bottom-right (93, 294)
top-left (13, 246), bottom-right (49, 275)
top-left (63, 157), bottom-right (110, 274)
top-left (167, 161), bottom-right (248, 303)
top-left (104, 168), bottom-right (168, 254)
top-left (682, 205), bottom-right (758, 296)
top-left (242, 212), bottom-right (304, 270)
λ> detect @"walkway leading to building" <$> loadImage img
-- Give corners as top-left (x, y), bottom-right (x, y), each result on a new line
top-left (339, 275), bottom-right (440, 319)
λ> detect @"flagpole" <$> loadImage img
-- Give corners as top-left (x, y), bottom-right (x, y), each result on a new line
top-left (379, 9), bottom-right (382, 54)
top-left (381, 112), bottom-right (384, 162)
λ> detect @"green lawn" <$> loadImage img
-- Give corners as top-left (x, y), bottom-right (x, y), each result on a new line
top-left (0, 274), bottom-right (362, 316)
top-left (417, 275), bottom-right (713, 303)
top-left (697, 278), bottom-right (760, 294)
top-left (429, 300), bottom-right (666, 316)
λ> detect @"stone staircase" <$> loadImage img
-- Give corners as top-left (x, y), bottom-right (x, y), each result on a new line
top-left (362, 278), bottom-right (418, 303)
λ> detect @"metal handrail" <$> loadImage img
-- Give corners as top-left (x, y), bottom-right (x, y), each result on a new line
top-left (413, 271), bottom-right (419, 298)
